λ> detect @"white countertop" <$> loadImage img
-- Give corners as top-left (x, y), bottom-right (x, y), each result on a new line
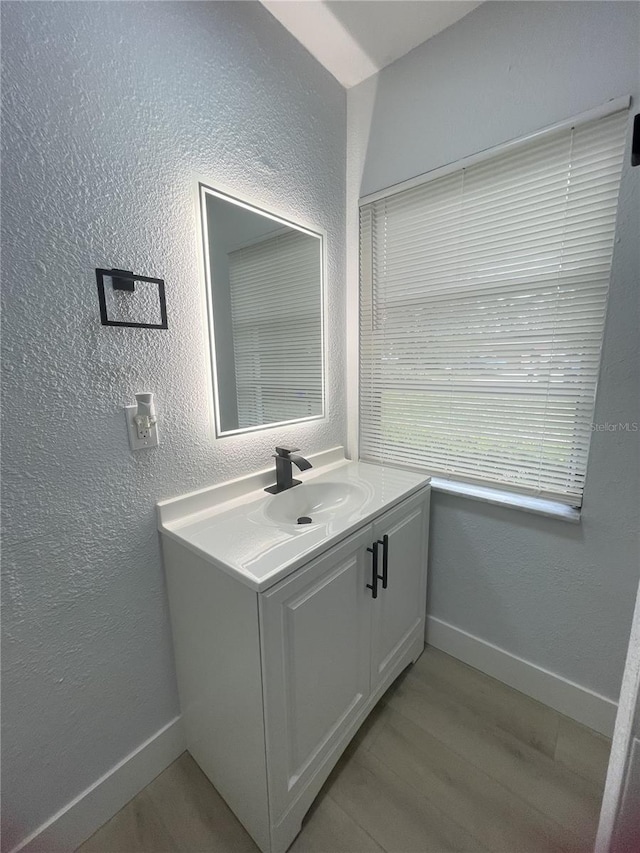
top-left (158, 456), bottom-right (430, 592)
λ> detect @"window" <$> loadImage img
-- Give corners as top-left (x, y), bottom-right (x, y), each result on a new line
top-left (359, 108), bottom-right (627, 506)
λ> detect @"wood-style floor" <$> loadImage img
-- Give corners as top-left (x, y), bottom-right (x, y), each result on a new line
top-left (77, 648), bottom-right (611, 853)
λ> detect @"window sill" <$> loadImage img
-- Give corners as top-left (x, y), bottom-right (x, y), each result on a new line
top-left (429, 478), bottom-right (581, 523)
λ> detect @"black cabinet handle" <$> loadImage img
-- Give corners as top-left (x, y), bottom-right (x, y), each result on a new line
top-left (377, 534), bottom-right (389, 589)
top-left (366, 544), bottom-right (378, 598)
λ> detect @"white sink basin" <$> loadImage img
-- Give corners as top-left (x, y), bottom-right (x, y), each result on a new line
top-left (264, 481), bottom-right (371, 526)
top-left (157, 453), bottom-right (430, 591)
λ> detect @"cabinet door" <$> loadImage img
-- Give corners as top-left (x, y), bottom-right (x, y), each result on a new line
top-left (260, 527), bottom-right (373, 820)
top-left (370, 488), bottom-right (430, 690)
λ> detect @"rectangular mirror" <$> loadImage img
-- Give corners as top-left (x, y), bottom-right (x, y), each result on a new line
top-left (199, 184), bottom-right (325, 437)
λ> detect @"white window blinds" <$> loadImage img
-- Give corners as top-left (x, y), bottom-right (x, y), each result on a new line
top-left (359, 109), bottom-right (627, 506)
top-left (229, 229), bottom-right (323, 429)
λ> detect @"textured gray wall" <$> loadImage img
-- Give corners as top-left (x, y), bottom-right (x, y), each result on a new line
top-left (352, 1), bottom-right (640, 701)
top-left (1, 2), bottom-right (345, 847)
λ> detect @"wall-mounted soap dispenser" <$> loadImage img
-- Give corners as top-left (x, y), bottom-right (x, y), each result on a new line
top-left (124, 392), bottom-right (159, 450)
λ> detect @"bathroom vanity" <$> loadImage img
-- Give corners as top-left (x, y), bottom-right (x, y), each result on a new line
top-left (158, 449), bottom-right (430, 853)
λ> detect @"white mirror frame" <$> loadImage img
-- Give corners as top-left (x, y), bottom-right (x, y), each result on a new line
top-left (197, 181), bottom-right (327, 439)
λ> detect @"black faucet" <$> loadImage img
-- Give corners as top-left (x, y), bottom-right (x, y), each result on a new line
top-left (265, 446), bottom-right (312, 494)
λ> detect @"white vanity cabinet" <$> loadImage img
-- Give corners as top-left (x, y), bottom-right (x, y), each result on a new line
top-left (160, 460), bottom-right (430, 853)
top-left (260, 489), bottom-right (429, 849)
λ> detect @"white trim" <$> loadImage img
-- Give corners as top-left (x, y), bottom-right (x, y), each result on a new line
top-left (345, 79), bottom-right (379, 462)
top-left (8, 717), bottom-right (185, 853)
top-left (430, 478), bottom-right (581, 523)
top-left (359, 95), bottom-right (631, 206)
top-left (426, 616), bottom-right (617, 737)
top-left (595, 579), bottom-right (640, 852)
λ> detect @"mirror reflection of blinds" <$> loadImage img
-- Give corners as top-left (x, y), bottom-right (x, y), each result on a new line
top-left (228, 230), bottom-right (322, 429)
top-left (359, 109), bottom-right (627, 506)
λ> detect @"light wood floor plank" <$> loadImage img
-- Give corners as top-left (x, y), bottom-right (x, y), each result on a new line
top-left (366, 703), bottom-right (578, 853)
top-left (554, 715), bottom-right (612, 787)
top-left (144, 752), bottom-right (260, 853)
top-left (291, 793), bottom-right (385, 853)
top-left (414, 648), bottom-right (560, 758)
top-left (329, 747), bottom-right (489, 852)
top-left (77, 790), bottom-right (178, 853)
top-left (383, 662), bottom-right (603, 847)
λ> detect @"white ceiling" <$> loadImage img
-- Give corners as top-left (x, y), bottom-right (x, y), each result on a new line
top-left (260, 1), bottom-right (481, 88)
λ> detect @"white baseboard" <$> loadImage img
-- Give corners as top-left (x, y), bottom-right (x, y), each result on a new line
top-left (426, 616), bottom-right (617, 737)
top-left (9, 716), bottom-right (185, 853)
